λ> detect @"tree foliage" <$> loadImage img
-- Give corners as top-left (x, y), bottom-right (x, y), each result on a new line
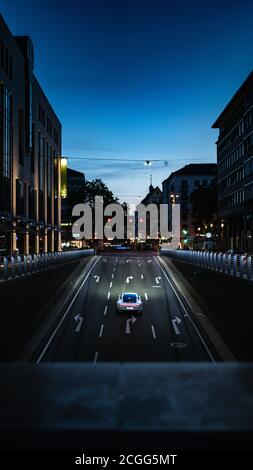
top-left (84, 178), bottom-right (119, 207)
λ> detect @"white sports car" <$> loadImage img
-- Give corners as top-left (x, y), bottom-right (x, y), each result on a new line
top-left (117, 292), bottom-right (143, 313)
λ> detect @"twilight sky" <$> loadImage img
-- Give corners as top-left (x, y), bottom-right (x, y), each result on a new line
top-left (1, 0), bottom-right (253, 203)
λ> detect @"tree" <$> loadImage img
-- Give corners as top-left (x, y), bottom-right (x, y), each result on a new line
top-left (84, 178), bottom-right (119, 208)
top-left (190, 180), bottom-right (217, 228)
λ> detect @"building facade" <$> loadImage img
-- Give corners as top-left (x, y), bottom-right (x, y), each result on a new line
top-left (136, 184), bottom-right (162, 249)
top-left (162, 164), bottom-right (217, 248)
top-left (212, 71), bottom-right (253, 252)
top-left (61, 168), bottom-right (85, 248)
top-left (0, 15), bottom-right (62, 256)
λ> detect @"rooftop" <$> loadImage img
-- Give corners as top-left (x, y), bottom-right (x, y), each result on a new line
top-left (163, 163), bottom-right (217, 183)
top-left (212, 71), bottom-right (253, 128)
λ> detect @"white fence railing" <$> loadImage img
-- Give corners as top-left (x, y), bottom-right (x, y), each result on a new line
top-left (0, 249), bottom-right (95, 282)
top-left (160, 248), bottom-right (253, 281)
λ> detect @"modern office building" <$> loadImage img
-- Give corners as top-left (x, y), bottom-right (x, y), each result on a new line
top-left (0, 15), bottom-right (62, 256)
top-left (162, 164), bottom-right (217, 247)
top-left (212, 71), bottom-right (253, 251)
top-left (61, 168), bottom-right (85, 247)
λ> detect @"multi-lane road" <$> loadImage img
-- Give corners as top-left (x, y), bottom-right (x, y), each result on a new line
top-left (37, 253), bottom-right (217, 363)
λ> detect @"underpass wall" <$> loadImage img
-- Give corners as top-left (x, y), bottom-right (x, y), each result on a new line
top-left (0, 256), bottom-right (92, 360)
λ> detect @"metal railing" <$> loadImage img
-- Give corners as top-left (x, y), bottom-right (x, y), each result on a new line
top-left (0, 249), bottom-right (95, 282)
top-left (160, 248), bottom-right (253, 281)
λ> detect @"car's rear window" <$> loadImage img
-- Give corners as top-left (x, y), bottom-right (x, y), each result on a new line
top-left (123, 294), bottom-right (137, 303)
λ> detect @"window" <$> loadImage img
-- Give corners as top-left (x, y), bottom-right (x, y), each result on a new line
top-left (181, 179), bottom-right (188, 188)
top-left (4, 48), bottom-right (9, 75)
top-left (31, 123), bottom-right (35, 173)
top-left (122, 294), bottom-right (137, 303)
top-left (1, 85), bottom-right (12, 179)
top-left (0, 41), bottom-right (4, 69)
top-left (38, 132), bottom-right (44, 190)
top-left (19, 109), bottom-right (24, 165)
top-left (53, 126), bottom-right (59, 145)
top-left (9, 55), bottom-right (13, 80)
top-left (202, 180), bottom-right (208, 187)
top-left (194, 180), bottom-right (200, 187)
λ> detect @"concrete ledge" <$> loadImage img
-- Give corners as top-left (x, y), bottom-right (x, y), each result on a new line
top-left (0, 363), bottom-right (253, 448)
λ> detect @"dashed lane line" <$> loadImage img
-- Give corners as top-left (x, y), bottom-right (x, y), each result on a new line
top-left (99, 324), bottom-right (104, 338)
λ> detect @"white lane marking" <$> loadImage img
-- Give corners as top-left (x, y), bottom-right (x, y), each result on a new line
top-left (152, 285), bottom-right (162, 288)
top-left (107, 292), bottom-right (111, 299)
top-left (110, 282), bottom-right (112, 288)
top-left (35, 256), bottom-right (101, 364)
top-left (151, 325), bottom-right (157, 340)
top-left (126, 319), bottom-right (131, 334)
top-left (154, 257), bottom-right (216, 362)
top-left (141, 274), bottom-right (144, 279)
top-left (103, 258), bottom-right (107, 263)
top-left (126, 276), bottom-right (133, 283)
top-left (113, 267), bottom-right (116, 272)
top-left (145, 293), bottom-right (148, 301)
top-left (99, 324), bottom-right (104, 338)
top-left (170, 342), bottom-right (187, 349)
top-left (155, 276), bottom-right (161, 284)
top-left (94, 275), bottom-right (100, 283)
top-left (74, 314), bottom-right (83, 332)
top-left (94, 351), bottom-right (99, 363)
top-left (112, 273), bottom-right (114, 279)
top-left (126, 316), bottom-right (137, 334)
top-left (172, 316), bottom-right (182, 335)
top-left (104, 305), bottom-right (108, 316)
top-left (148, 259), bottom-right (152, 263)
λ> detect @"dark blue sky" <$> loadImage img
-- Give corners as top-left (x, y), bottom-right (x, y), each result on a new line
top-left (1, 0), bottom-right (253, 202)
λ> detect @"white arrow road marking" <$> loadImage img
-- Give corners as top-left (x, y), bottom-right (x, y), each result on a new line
top-left (126, 276), bottom-right (133, 283)
top-left (94, 351), bottom-right (99, 363)
top-left (155, 276), bottom-right (162, 284)
top-left (74, 314), bottom-right (83, 332)
top-left (99, 324), bottom-right (104, 338)
top-left (126, 316), bottom-right (137, 334)
top-left (94, 275), bottom-right (100, 283)
top-left (145, 293), bottom-right (148, 300)
top-left (104, 305), bottom-right (108, 316)
top-left (172, 316), bottom-right (182, 335)
top-left (107, 292), bottom-right (111, 299)
top-left (141, 274), bottom-right (144, 279)
top-left (148, 259), bottom-right (153, 263)
top-left (103, 259), bottom-right (107, 263)
top-left (151, 325), bottom-right (156, 339)
top-left (110, 282), bottom-right (112, 288)
top-left (126, 259), bottom-right (131, 263)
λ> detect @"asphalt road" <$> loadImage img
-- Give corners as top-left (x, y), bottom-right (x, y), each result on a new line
top-left (38, 254), bottom-right (216, 363)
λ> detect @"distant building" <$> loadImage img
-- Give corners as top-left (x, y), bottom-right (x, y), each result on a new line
top-left (135, 184), bottom-right (162, 249)
top-left (0, 15), bottom-right (62, 256)
top-left (212, 71), bottom-right (253, 251)
top-left (162, 164), bottom-right (217, 248)
top-left (61, 168), bottom-right (85, 247)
